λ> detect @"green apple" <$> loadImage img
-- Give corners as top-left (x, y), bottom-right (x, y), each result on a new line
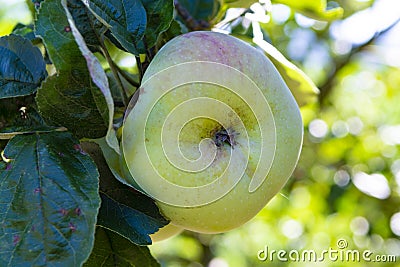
top-left (150, 223), bottom-right (183, 243)
top-left (122, 31), bottom-right (303, 233)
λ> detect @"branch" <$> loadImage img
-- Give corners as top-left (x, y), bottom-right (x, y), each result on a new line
top-left (174, 0), bottom-right (210, 30)
top-left (319, 17), bottom-right (400, 103)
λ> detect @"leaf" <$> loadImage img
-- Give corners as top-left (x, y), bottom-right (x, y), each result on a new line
top-left (35, 0), bottom-right (108, 139)
top-left (136, 0), bottom-right (174, 52)
top-left (0, 107), bottom-right (62, 140)
top-left (81, 142), bottom-right (169, 245)
top-left (83, 0), bottom-right (174, 54)
top-left (97, 193), bottom-right (168, 245)
top-left (178, 0), bottom-right (221, 22)
top-left (11, 23), bottom-right (38, 43)
top-left (66, 0), bottom-right (107, 52)
top-left (157, 19), bottom-right (187, 47)
top-left (82, 0), bottom-right (146, 55)
top-left (84, 227), bottom-right (160, 267)
top-left (62, 0), bottom-right (119, 154)
top-left (253, 38), bottom-right (319, 107)
top-left (272, 0), bottom-right (343, 21)
top-left (0, 34), bottom-right (47, 99)
top-left (0, 132), bottom-right (100, 266)
top-left (96, 138), bottom-right (143, 191)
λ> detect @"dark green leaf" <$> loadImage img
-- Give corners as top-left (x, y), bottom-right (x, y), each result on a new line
top-left (136, 0), bottom-right (174, 52)
top-left (178, 0), bottom-right (221, 21)
top-left (157, 19), bottom-right (187, 47)
top-left (81, 141), bottom-right (168, 245)
top-left (84, 227), bottom-right (160, 267)
top-left (35, 0), bottom-right (108, 139)
top-left (83, 0), bottom-right (146, 55)
top-left (96, 138), bottom-right (143, 192)
top-left (0, 34), bottom-right (47, 99)
top-left (67, 0), bottom-right (106, 52)
top-left (62, 0), bottom-right (120, 153)
top-left (11, 23), bottom-right (38, 43)
top-left (36, 72), bottom-right (108, 139)
top-left (98, 192), bottom-right (168, 245)
top-left (0, 132), bottom-right (100, 266)
top-left (0, 106), bottom-right (60, 139)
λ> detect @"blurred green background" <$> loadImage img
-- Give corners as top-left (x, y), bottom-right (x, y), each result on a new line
top-left (1, 0), bottom-right (399, 266)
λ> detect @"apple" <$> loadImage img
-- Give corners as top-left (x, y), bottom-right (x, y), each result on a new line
top-left (150, 223), bottom-right (183, 243)
top-left (122, 31), bottom-right (303, 233)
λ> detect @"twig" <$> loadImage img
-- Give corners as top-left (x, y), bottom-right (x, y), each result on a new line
top-left (99, 37), bottom-right (129, 106)
top-left (319, 17), bottom-right (400, 103)
top-left (174, 0), bottom-right (210, 30)
top-left (112, 63), bottom-right (140, 88)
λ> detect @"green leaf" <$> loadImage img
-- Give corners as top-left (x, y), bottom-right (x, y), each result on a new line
top-left (96, 138), bottom-right (143, 191)
top-left (0, 132), bottom-right (100, 266)
top-left (97, 192), bottom-right (168, 245)
top-left (178, 0), bottom-right (221, 22)
top-left (62, 0), bottom-right (119, 154)
top-left (136, 0), bottom-right (174, 52)
top-left (82, 0), bottom-right (173, 54)
top-left (253, 38), bottom-right (319, 107)
top-left (0, 34), bottom-right (47, 99)
top-left (272, 0), bottom-right (343, 21)
top-left (81, 141), bottom-right (169, 245)
top-left (67, 0), bottom-right (107, 52)
top-left (82, 0), bottom-right (146, 55)
top-left (0, 106), bottom-right (61, 140)
top-left (11, 23), bottom-right (38, 43)
top-left (35, 0), bottom-right (108, 139)
top-left (84, 227), bottom-right (160, 267)
top-left (157, 19), bottom-right (187, 47)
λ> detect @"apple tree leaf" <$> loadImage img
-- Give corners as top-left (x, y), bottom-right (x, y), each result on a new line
top-left (98, 192), bottom-right (168, 245)
top-left (81, 0), bottom-right (146, 55)
top-left (66, 0), bottom-right (107, 52)
top-left (11, 24), bottom-right (38, 43)
top-left (0, 132), bottom-right (100, 266)
top-left (82, 0), bottom-right (173, 54)
top-left (272, 0), bottom-right (343, 21)
top-left (35, 0), bottom-right (108, 139)
top-left (62, 0), bottom-right (120, 154)
top-left (253, 38), bottom-right (319, 107)
top-left (96, 138), bottom-right (143, 192)
top-left (0, 34), bottom-right (47, 99)
top-left (81, 141), bottom-right (168, 245)
top-left (177, 0), bottom-right (221, 22)
top-left (84, 227), bottom-right (160, 267)
top-left (136, 0), bottom-right (174, 52)
top-left (0, 106), bottom-right (60, 140)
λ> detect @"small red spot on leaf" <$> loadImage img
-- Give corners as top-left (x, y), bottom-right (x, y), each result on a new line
top-left (60, 208), bottom-right (68, 216)
top-left (34, 187), bottom-right (41, 194)
top-left (69, 222), bottom-right (77, 232)
top-left (64, 26), bottom-right (71, 32)
top-left (13, 235), bottom-right (20, 245)
top-left (73, 144), bottom-right (87, 155)
top-left (74, 207), bottom-right (81, 216)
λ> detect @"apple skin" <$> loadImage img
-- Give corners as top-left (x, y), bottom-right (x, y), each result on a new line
top-left (122, 31), bottom-right (303, 233)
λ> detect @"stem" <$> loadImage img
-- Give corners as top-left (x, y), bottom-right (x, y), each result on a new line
top-left (136, 56), bottom-right (144, 82)
top-left (112, 63), bottom-right (140, 88)
top-left (99, 38), bottom-right (129, 106)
